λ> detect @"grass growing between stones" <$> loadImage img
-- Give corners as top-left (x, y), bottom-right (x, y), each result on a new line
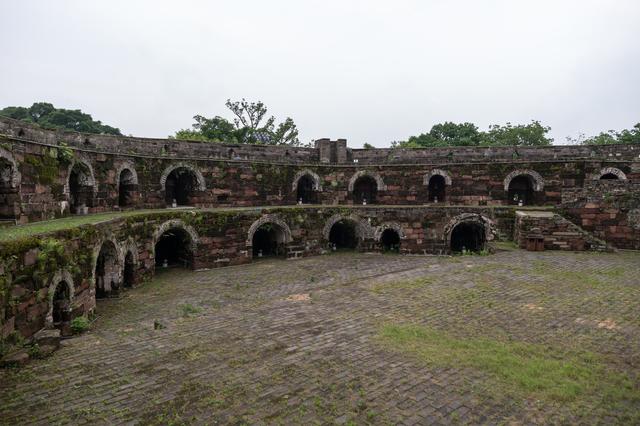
top-left (378, 323), bottom-right (639, 418)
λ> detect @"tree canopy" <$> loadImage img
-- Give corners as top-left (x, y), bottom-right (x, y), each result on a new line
top-left (395, 120), bottom-right (553, 148)
top-left (0, 102), bottom-right (122, 135)
top-left (570, 123), bottom-right (640, 145)
top-left (174, 99), bottom-right (300, 146)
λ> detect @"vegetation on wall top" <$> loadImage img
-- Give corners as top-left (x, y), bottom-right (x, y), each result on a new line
top-left (173, 98), bottom-right (301, 146)
top-left (567, 123), bottom-right (640, 145)
top-left (394, 121), bottom-right (554, 148)
top-left (0, 102), bottom-right (122, 135)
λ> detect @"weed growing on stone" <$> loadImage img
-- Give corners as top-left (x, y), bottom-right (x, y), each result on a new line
top-left (178, 303), bottom-right (202, 317)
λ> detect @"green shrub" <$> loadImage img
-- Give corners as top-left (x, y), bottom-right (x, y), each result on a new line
top-left (70, 316), bottom-right (91, 334)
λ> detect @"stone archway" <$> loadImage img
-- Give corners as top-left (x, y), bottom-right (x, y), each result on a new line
top-left (115, 162), bottom-right (139, 207)
top-left (424, 169), bottom-right (451, 203)
top-left (0, 147), bottom-right (21, 189)
top-left (46, 270), bottom-right (75, 328)
top-left (246, 215), bottom-right (292, 258)
top-left (596, 167), bottom-right (627, 181)
top-left (160, 163), bottom-right (206, 206)
top-left (292, 169), bottom-right (322, 204)
top-left (93, 239), bottom-right (122, 298)
top-left (503, 169), bottom-right (544, 206)
top-left (322, 214), bottom-right (373, 243)
top-left (0, 147), bottom-right (21, 219)
top-left (152, 219), bottom-right (199, 269)
top-left (443, 213), bottom-right (495, 253)
top-left (66, 159), bottom-right (96, 214)
top-left (119, 238), bottom-right (139, 288)
top-left (348, 171), bottom-right (386, 204)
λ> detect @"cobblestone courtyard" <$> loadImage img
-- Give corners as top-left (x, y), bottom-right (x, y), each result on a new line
top-left (1, 248), bottom-right (639, 425)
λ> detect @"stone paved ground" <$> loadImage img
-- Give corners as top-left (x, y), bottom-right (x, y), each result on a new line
top-left (1, 248), bottom-right (639, 425)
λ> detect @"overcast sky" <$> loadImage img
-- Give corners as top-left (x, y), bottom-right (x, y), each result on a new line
top-left (1, 1), bottom-right (639, 147)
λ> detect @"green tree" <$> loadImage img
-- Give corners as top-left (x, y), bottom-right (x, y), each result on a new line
top-left (396, 120), bottom-right (552, 148)
top-left (0, 102), bottom-right (122, 135)
top-left (483, 121), bottom-right (552, 146)
top-left (363, 142), bottom-right (375, 149)
top-left (175, 99), bottom-right (300, 146)
top-left (575, 124), bottom-right (640, 145)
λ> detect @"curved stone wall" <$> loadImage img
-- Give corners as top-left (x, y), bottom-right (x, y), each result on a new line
top-left (2, 116), bottom-right (638, 223)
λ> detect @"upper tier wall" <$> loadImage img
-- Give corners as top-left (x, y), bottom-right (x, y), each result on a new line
top-left (1, 116), bottom-right (639, 165)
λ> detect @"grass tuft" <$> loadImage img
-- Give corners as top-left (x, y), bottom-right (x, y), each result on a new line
top-left (378, 323), bottom-right (638, 405)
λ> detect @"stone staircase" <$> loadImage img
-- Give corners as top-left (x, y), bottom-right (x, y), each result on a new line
top-left (515, 211), bottom-right (610, 252)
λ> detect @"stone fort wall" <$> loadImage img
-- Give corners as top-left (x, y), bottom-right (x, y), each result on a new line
top-left (1, 116), bottom-right (638, 224)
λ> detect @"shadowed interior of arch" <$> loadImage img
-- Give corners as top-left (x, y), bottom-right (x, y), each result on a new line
top-left (329, 220), bottom-right (357, 249)
top-left (296, 175), bottom-right (317, 204)
top-left (118, 169), bottom-right (136, 207)
top-left (95, 241), bottom-right (120, 299)
top-left (428, 175), bottom-right (446, 202)
top-left (507, 175), bottom-right (535, 205)
top-left (600, 173), bottom-right (619, 180)
top-left (52, 281), bottom-right (71, 326)
top-left (252, 223), bottom-right (287, 258)
top-left (0, 158), bottom-right (17, 219)
top-left (353, 176), bottom-right (377, 204)
top-left (123, 251), bottom-right (135, 288)
top-left (450, 221), bottom-right (486, 253)
top-left (155, 227), bottom-right (193, 269)
top-left (165, 167), bottom-right (198, 206)
top-left (381, 228), bottom-right (400, 252)
top-left (69, 163), bottom-right (93, 214)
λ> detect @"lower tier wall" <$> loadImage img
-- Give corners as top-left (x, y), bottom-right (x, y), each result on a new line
top-left (0, 206), bottom-right (521, 342)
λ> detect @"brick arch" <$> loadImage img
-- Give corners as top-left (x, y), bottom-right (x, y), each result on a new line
top-left (596, 167), bottom-right (627, 180)
top-left (443, 213), bottom-right (496, 246)
top-left (90, 237), bottom-right (122, 290)
top-left (503, 169), bottom-right (544, 192)
top-left (347, 170), bottom-right (387, 192)
top-left (0, 146), bottom-right (21, 188)
top-left (152, 219), bottom-right (199, 252)
top-left (373, 222), bottom-right (406, 241)
top-left (65, 157), bottom-right (97, 194)
top-left (246, 214), bottom-right (293, 246)
top-left (322, 213), bottom-right (374, 241)
top-left (291, 169), bottom-right (322, 192)
top-left (45, 270), bottom-right (75, 327)
top-left (423, 169), bottom-right (452, 186)
top-left (119, 237), bottom-right (139, 266)
top-left (115, 161), bottom-right (139, 185)
top-left (159, 162), bottom-right (206, 191)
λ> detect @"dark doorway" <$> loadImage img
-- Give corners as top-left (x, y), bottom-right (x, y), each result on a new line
top-left (155, 228), bottom-right (193, 269)
top-left (252, 224), bottom-right (286, 258)
top-left (123, 251), bottom-right (135, 288)
top-left (450, 222), bottom-right (486, 253)
top-left (508, 175), bottom-right (534, 206)
top-left (118, 169), bottom-right (136, 207)
top-left (428, 175), bottom-right (446, 202)
top-left (600, 173), bottom-right (619, 180)
top-left (95, 241), bottom-right (120, 299)
top-left (381, 229), bottom-right (400, 252)
top-left (52, 281), bottom-right (71, 325)
top-left (0, 159), bottom-right (17, 219)
top-left (165, 168), bottom-right (199, 206)
top-left (329, 220), bottom-right (358, 250)
top-left (69, 164), bottom-right (93, 214)
top-left (296, 175), bottom-right (317, 204)
top-left (353, 176), bottom-right (377, 204)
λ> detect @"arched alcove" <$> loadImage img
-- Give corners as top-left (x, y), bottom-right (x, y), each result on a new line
top-left (94, 240), bottom-right (121, 298)
top-left (160, 164), bottom-right (206, 207)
